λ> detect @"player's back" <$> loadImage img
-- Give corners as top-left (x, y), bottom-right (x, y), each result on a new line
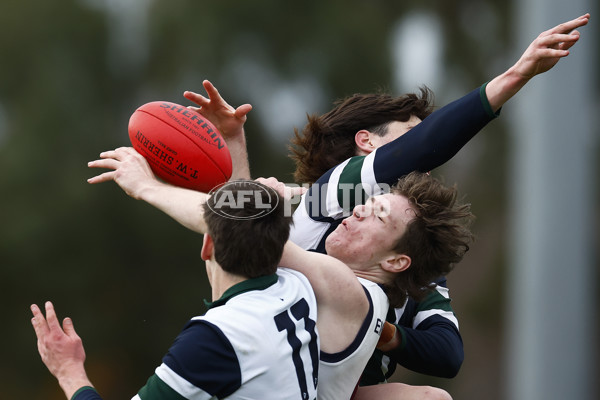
top-left (199, 268), bottom-right (320, 400)
top-left (135, 268), bottom-right (319, 400)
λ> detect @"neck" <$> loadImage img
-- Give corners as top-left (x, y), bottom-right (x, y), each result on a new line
top-left (206, 260), bottom-right (247, 301)
top-left (354, 148), bottom-right (374, 157)
top-left (353, 270), bottom-right (385, 284)
top-left (350, 260), bottom-right (395, 286)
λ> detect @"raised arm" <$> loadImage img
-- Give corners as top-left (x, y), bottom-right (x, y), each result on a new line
top-left (31, 302), bottom-right (100, 400)
top-left (88, 81), bottom-right (252, 233)
top-left (255, 176), bottom-right (371, 352)
top-left (280, 240), bottom-right (370, 354)
top-left (280, 240), bottom-right (365, 311)
top-left (88, 147), bottom-right (209, 233)
top-left (336, 15), bottom-right (591, 198)
top-left (184, 80), bottom-right (252, 180)
top-left (485, 13), bottom-right (590, 111)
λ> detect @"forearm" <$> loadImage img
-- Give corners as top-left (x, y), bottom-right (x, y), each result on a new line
top-left (373, 86), bottom-right (495, 182)
top-left (389, 321), bottom-right (463, 378)
top-left (137, 180), bottom-right (209, 234)
top-left (226, 132), bottom-right (251, 180)
top-left (485, 67), bottom-right (531, 112)
top-left (57, 372), bottom-right (95, 400)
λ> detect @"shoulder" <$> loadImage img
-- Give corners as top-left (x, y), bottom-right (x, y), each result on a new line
top-left (357, 278), bottom-right (390, 323)
top-left (358, 278), bottom-right (388, 303)
top-left (157, 319), bottom-right (242, 398)
top-left (168, 319), bottom-right (239, 362)
top-left (395, 286), bottom-right (458, 329)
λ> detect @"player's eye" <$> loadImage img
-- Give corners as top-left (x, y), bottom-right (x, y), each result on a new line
top-left (376, 208), bottom-right (385, 222)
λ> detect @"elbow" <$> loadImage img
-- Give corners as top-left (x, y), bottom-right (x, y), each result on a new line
top-left (437, 346), bottom-right (464, 378)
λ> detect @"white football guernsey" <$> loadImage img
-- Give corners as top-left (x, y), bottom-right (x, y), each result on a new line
top-left (133, 268), bottom-right (319, 400)
top-left (317, 277), bottom-right (389, 400)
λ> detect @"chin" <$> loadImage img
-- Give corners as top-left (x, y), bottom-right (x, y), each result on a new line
top-left (324, 241), bottom-right (340, 258)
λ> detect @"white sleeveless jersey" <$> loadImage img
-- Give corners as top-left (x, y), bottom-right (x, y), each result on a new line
top-left (317, 278), bottom-right (389, 400)
top-left (133, 268), bottom-right (319, 400)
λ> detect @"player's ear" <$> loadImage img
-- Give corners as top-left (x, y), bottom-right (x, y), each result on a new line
top-left (355, 130), bottom-right (375, 155)
top-left (201, 234), bottom-right (214, 261)
top-left (381, 253), bottom-right (411, 273)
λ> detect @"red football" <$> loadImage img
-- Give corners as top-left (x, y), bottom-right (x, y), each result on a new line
top-left (128, 101), bottom-right (232, 192)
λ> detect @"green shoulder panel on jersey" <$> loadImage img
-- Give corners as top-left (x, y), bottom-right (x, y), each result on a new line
top-left (415, 288), bottom-right (453, 313)
top-left (137, 374), bottom-right (188, 400)
top-left (337, 156), bottom-right (368, 212)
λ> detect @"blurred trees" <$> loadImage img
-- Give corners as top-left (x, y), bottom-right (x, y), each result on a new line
top-left (0, 1), bottom-right (594, 399)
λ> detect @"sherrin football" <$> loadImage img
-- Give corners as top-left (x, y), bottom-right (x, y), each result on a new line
top-left (128, 101), bottom-right (232, 192)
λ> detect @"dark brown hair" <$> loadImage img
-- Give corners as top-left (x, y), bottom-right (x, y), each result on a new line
top-left (202, 180), bottom-right (292, 278)
top-left (385, 172), bottom-right (474, 308)
top-left (290, 88), bottom-right (434, 185)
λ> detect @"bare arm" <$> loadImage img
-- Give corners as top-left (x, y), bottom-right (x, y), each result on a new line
top-left (88, 147), bottom-right (209, 233)
top-left (280, 240), bottom-right (370, 353)
top-left (256, 176), bottom-right (357, 304)
top-left (486, 13), bottom-right (590, 111)
top-left (31, 302), bottom-right (94, 400)
top-left (88, 81), bottom-right (251, 233)
top-left (255, 176), bottom-right (371, 351)
top-left (280, 241), bottom-right (366, 310)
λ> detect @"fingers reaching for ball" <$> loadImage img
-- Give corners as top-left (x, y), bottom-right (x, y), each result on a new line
top-left (183, 80), bottom-right (252, 140)
top-left (87, 147), bottom-right (160, 199)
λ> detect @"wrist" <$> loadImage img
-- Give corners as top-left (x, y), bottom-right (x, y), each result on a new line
top-left (135, 178), bottom-right (171, 202)
top-left (485, 68), bottom-right (530, 112)
top-left (376, 322), bottom-right (401, 352)
top-left (221, 127), bottom-right (246, 141)
top-left (224, 130), bottom-right (247, 147)
top-left (57, 369), bottom-right (93, 400)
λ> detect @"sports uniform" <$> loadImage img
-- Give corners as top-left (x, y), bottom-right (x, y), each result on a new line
top-left (290, 84), bottom-right (498, 384)
top-left (72, 269), bottom-right (319, 400)
top-left (317, 278), bottom-right (389, 400)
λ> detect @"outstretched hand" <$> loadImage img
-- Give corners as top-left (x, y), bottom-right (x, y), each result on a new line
top-left (513, 13), bottom-right (590, 80)
top-left (87, 147), bottom-right (162, 199)
top-left (485, 13), bottom-right (590, 111)
top-left (31, 302), bottom-right (92, 399)
top-left (184, 80), bottom-right (252, 140)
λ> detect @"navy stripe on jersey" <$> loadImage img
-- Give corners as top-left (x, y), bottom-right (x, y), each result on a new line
top-left (372, 87), bottom-right (493, 184)
top-left (163, 319), bottom-right (241, 398)
top-left (320, 286), bottom-right (374, 363)
top-left (303, 167), bottom-right (338, 223)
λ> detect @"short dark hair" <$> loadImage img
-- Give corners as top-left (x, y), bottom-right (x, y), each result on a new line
top-left (202, 180), bottom-right (292, 278)
top-left (290, 88), bottom-right (434, 185)
top-left (384, 172), bottom-right (474, 308)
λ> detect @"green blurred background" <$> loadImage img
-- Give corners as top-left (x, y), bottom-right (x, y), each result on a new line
top-left (1, 1), bottom-right (597, 399)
